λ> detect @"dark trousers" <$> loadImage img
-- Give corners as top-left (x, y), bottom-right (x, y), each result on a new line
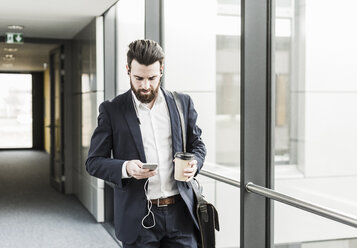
top-left (122, 197), bottom-right (198, 248)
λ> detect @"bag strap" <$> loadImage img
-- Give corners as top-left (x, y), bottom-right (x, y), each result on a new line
top-left (173, 91), bottom-right (220, 233)
top-left (172, 92), bottom-right (205, 202)
top-left (172, 91), bottom-right (186, 153)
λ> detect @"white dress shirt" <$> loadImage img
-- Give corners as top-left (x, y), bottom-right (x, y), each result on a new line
top-left (122, 89), bottom-right (179, 199)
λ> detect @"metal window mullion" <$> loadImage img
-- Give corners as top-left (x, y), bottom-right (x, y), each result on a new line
top-left (267, 1), bottom-right (275, 247)
top-left (145, 0), bottom-right (165, 87)
top-left (145, 0), bottom-right (162, 44)
top-left (104, 6), bottom-right (117, 101)
top-left (240, 0), bottom-right (274, 248)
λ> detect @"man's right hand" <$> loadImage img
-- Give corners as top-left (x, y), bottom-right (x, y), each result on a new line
top-left (126, 160), bottom-right (157, 179)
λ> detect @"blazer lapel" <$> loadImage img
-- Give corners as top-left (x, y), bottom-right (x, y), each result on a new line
top-left (162, 88), bottom-right (183, 157)
top-left (121, 91), bottom-right (146, 163)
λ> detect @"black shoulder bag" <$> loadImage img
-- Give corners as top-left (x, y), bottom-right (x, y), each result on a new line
top-left (172, 91), bottom-right (220, 248)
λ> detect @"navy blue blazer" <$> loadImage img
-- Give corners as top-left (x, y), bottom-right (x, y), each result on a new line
top-left (85, 87), bottom-right (206, 244)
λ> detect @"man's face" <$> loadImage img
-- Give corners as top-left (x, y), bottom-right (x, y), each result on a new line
top-left (127, 60), bottom-right (163, 104)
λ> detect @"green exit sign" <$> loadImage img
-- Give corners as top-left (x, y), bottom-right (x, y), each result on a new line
top-left (6, 33), bottom-right (24, 44)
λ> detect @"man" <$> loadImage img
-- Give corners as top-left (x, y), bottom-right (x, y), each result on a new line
top-left (86, 39), bottom-right (206, 248)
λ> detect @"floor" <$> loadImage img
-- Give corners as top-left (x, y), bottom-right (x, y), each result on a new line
top-left (0, 150), bottom-right (119, 248)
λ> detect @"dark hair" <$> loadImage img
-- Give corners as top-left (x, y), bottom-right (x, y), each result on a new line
top-left (127, 39), bottom-right (165, 69)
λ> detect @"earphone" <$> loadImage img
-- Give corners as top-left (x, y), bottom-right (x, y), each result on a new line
top-left (141, 178), bottom-right (156, 229)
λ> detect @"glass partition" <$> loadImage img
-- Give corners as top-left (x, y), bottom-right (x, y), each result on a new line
top-left (274, 0), bottom-right (357, 246)
top-left (197, 174), bottom-right (240, 247)
top-left (164, 0), bottom-right (240, 173)
top-left (164, 0), bottom-right (241, 247)
top-left (216, 0), bottom-right (240, 168)
top-left (275, 200), bottom-right (357, 247)
top-left (116, 0), bottom-right (145, 94)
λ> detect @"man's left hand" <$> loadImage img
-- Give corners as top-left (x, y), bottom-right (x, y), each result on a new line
top-left (184, 160), bottom-right (198, 182)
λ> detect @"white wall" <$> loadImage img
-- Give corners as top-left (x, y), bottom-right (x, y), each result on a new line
top-left (302, 0), bottom-right (357, 177)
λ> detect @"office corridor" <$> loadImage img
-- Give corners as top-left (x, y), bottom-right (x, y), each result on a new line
top-left (0, 151), bottom-right (118, 248)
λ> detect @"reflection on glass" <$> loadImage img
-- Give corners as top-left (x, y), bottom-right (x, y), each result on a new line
top-left (215, 2), bottom-right (241, 246)
top-left (274, 0), bottom-right (357, 246)
top-left (216, 0), bottom-right (240, 168)
top-left (274, 1), bottom-right (293, 165)
top-left (0, 73), bottom-right (32, 148)
top-left (116, 0), bottom-right (145, 94)
top-left (165, 1), bottom-right (241, 247)
top-left (275, 34), bottom-right (291, 165)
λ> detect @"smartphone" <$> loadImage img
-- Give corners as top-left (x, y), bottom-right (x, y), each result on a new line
top-left (142, 163), bottom-right (158, 171)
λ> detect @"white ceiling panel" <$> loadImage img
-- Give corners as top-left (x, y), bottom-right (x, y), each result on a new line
top-left (0, 0), bottom-right (117, 71)
top-left (0, 0), bottom-right (117, 38)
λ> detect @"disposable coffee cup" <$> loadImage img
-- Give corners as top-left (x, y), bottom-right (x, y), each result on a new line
top-left (174, 152), bottom-right (195, 181)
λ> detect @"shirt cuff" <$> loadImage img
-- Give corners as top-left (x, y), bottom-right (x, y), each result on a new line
top-left (122, 161), bottom-right (131, 178)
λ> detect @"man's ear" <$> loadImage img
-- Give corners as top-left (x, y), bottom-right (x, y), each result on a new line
top-left (160, 65), bottom-right (164, 76)
top-left (126, 64), bottom-right (130, 75)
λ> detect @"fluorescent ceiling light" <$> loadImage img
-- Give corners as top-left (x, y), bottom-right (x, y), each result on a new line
top-left (8, 25), bottom-right (24, 30)
top-left (3, 56), bottom-right (15, 61)
top-left (2, 63), bottom-right (14, 67)
top-left (4, 48), bottom-right (18, 52)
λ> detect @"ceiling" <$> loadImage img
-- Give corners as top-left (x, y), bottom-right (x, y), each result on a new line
top-left (0, 43), bottom-right (59, 71)
top-left (0, 0), bottom-right (117, 71)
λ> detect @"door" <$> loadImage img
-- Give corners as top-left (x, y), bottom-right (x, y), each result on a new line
top-left (49, 46), bottom-right (65, 193)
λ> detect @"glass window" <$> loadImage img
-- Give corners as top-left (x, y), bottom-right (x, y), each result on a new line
top-left (116, 0), bottom-right (145, 94)
top-left (0, 73), bottom-right (32, 148)
top-left (216, 35), bottom-right (240, 167)
top-left (164, 0), bottom-right (240, 170)
top-left (216, 0), bottom-right (240, 169)
top-left (164, 0), bottom-right (241, 246)
top-left (274, 0), bottom-right (357, 245)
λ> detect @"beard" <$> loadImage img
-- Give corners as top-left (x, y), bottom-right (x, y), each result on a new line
top-left (130, 79), bottom-right (161, 104)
